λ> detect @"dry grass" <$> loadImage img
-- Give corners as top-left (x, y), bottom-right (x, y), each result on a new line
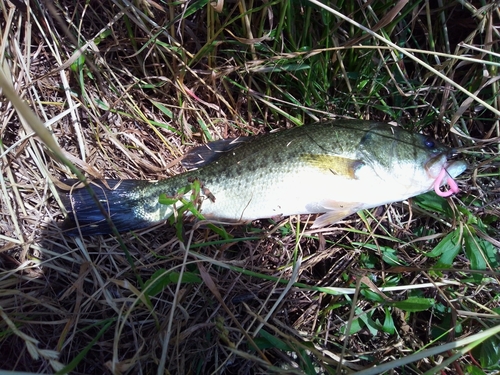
top-left (1, 0), bottom-right (499, 374)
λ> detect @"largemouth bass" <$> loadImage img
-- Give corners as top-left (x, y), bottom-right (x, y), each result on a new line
top-left (61, 120), bottom-right (467, 235)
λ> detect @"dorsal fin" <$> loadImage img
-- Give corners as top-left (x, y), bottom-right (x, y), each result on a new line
top-left (182, 136), bottom-right (252, 169)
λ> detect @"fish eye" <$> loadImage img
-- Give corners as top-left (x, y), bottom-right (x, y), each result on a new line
top-left (424, 138), bottom-right (435, 149)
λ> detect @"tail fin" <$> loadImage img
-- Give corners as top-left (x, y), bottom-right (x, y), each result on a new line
top-left (60, 179), bottom-right (156, 236)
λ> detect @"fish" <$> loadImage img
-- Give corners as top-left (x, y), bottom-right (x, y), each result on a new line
top-left (60, 120), bottom-right (467, 236)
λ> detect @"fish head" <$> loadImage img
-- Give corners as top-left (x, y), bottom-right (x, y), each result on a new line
top-left (357, 124), bottom-right (467, 198)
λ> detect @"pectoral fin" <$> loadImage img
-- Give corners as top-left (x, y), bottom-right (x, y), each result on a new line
top-left (301, 154), bottom-right (364, 179)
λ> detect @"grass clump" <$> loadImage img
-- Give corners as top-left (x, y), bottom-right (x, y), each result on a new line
top-left (0, 0), bottom-right (499, 374)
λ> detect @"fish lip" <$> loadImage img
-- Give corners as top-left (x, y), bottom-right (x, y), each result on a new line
top-left (424, 153), bottom-right (448, 178)
top-left (441, 145), bottom-right (467, 178)
top-left (444, 159), bottom-right (468, 178)
top-left (425, 153), bottom-right (467, 180)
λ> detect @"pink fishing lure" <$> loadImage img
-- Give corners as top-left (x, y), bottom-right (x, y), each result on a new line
top-left (434, 168), bottom-right (460, 197)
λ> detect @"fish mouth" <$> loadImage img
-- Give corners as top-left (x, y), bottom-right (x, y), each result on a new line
top-left (433, 159), bottom-right (467, 197)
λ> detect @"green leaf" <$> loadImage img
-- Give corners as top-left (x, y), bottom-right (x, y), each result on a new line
top-left (359, 252), bottom-right (377, 269)
top-left (94, 29), bottom-right (112, 45)
top-left (256, 329), bottom-right (291, 351)
top-left (464, 228), bottom-right (487, 272)
top-left (479, 336), bottom-right (500, 370)
top-left (427, 229), bottom-right (462, 268)
top-left (430, 310), bottom-right (463, 340)
top-left (382, 308), bottom-right (395, 334)
top-left (464, 365), bottom-right (487, 375)
top-left (379, 246), bottom-right (405, 266)
top-left (158, 193), bottom-right (179, 205)
top-left (465, 228), bottom-right (499, 270)
top-left (358, 243), bottom-right (405, 266)
top-left (471, 334), bottom-right (500, 371)
top-left (144, 269), bottom-right (171, 297)
top-left (70, 53), bottom-right (86, 73)
top-left (359, 311), bottom-right (381, 336)
top-left (143, 269), bottom-right (201, 297)
top-left (341, 317), bottom-right (363, 335)
top-left (168, 271), bottom-right (201, 284)
top-left (413, 192), bottom-right (454, 217)
top-left (151, 100), bottom-right (174, 118)
top-left (388, 297), bottom-right (434, 312)
top-left (360, 288), bottom-right (386, 303)
top-left (298, 347), bottom-right (316, 374)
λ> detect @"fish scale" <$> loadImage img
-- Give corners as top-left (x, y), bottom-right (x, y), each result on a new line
top-left (61, 120), bottom-right (467, 235)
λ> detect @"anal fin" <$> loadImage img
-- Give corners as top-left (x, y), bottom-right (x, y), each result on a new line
top-left (311, 200), bottom-right (362, 228)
